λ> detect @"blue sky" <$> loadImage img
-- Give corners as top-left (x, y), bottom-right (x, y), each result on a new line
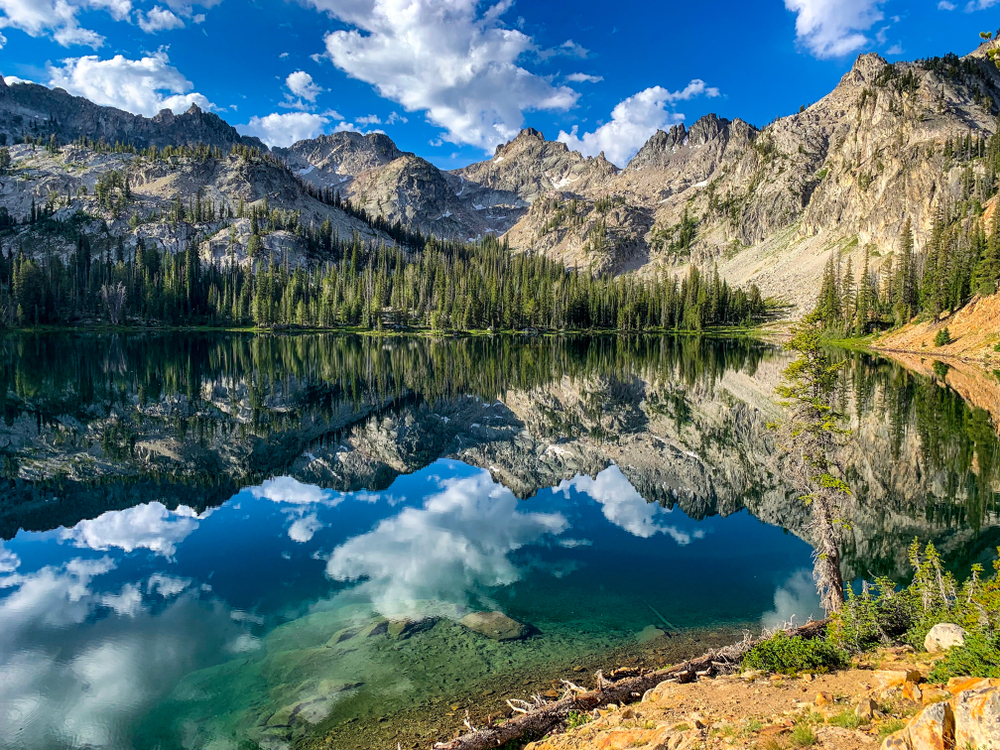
top-left (1, 0), bottom-right (997, 169)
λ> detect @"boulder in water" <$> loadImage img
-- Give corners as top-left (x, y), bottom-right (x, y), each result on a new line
top-left (459, 611), bottom-right (529, 641)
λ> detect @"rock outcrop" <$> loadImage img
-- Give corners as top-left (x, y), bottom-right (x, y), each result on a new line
top-left (0, 79), bottom-right (264, 151)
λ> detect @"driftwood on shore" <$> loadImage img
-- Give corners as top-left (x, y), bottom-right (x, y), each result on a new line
top-left (432, 619), bottom-right (828, 750)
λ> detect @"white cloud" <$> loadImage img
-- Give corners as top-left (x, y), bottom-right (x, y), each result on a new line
top-left (0, 31), bottom-right (5, 47)
top-left (325, 469), bottom-right (568, 618)
top-left (538, 39), bottom-right (589, 60)
top-left (761, 569), bottom-right (823, 628)
top-left (288, 513), bottom-right (324, 543)
top-left (192, 12), bottom-right (205, 22)
top-left (0, 542), bottom-right (19, 574)
top-left (0, 559), bottom-right (245, 750)
top-left (4, 75), bottom-right (33, 84)
top-left (101, 583), bottom-right (145, 617)
top-left (885, 43), bottom-right (903, 55)
top-left (138, 6), bottom-right (185, 33)
top-left (285, 69), bottom-right (323, 103)
top-left (87, 0), bottom-right (132, 21)
top-left (47, 52), bottom-right (214, 116)
top-left (146, 573), bottom-right (191, 598)
top-left (61, 502), bottom-right (203, 559)
top-left (561, 466), bottom-right (704, 544)
top-left (557, 81), bottom-right (719, 167)
top-left (279, 51), bottom-right (289, 58)
top-left (251, 475), bottom-right (334, 504)
top-left (565, 73), bottom-right (603, 83)
top-left (0, 0), bottom-right (105, 48)
top-left (385, 111), bottom-right (407, 124)
top-left (310, 0), bottom-right (578, 151)
top-left (784, 0), bottom-right (885, 59)
top-left (355, 114), bottom-right (382, 126)
top-left (937, 1), bottom-right (956, 9)
top-left (965, 0), bottom-right (999, 8)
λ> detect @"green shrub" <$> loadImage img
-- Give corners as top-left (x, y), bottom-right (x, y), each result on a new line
top-left (743, 632), bottom-right (848, 675)
top-left (830, 542), bottom-right (1000, 655)
top-left (831, 577), bottom-right (914, 652)
top-left (828, 710), bottom-right (867, 729)
top-left (790, 723), bottom-right (818, 747)
top-left (565, 710), bottom-right (592, 729)
top-left (934, 327), bottom-right (952, 346)
top-left (927, 632), bottom-right (1000, 682)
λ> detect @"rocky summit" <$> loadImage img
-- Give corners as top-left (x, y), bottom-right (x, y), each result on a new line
top-left (2, 39), bottom-right (1000, 309)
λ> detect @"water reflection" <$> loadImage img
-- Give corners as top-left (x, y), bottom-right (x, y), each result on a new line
top-left (325, 468), bottom-right (569, 619)
top-left (0, 332), bottom-right (997, 749)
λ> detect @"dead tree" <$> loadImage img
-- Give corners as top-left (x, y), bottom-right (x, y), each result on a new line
top-left (100, 282), bottom-right (127, 325)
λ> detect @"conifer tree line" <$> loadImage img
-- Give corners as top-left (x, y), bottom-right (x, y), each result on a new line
top-left (0, 227), bottom-right (766, 331)
top-left (0, 132), bottom-right (770, 331)
top-left (813, 124), bottom-right (1000, 333)
top-left (814, 210), bottom-right (1000, 334)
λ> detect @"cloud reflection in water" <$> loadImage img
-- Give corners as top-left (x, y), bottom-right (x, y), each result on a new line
top-left (325, 470), bottom-right (569, 618)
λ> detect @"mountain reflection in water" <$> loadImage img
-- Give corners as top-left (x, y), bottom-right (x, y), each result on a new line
top-left (0, 332), bottom-right (997, 750)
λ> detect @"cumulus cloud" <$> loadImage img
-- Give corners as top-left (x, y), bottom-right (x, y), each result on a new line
top-left (761, 569), bottom-right (823, 628)
top-left (964, 0), bottom-right (999, 8)
top-left (309, 0), bottom-right (578, 151)
top-left (146, 574), bottom-right (191, 598)
top-left (0, 0), bottom-right (106, 48)
top-left (251, 475), bottom-right (335, 505)
top-left (561, 466), bottom-right (705, 544)
top-left (285, 69), bottom-right (323, 105)
top-left (61, 502), bottom-right (204, 559)
top-left (0, 542), bottom-right (19, 574)
top-left (937, 1), bottom-right (956, 9)
top-left (101, 583), bottom-right (145, 617)
top-left (241, 112), bottom-right (331, 146)
top-left (87, 0), bottom-right (132, 21)
top-left (138, 6), bottom-right (185, 33)
top-left (784, 0), bottom-right (886, 59)
top-left (565, 72), bottom-right (603, 83)
top-left (0, 577), bottom-right (240, 750)
top-left (557, 81), bottom-right (719, 167)
top-left (325, 470), bottom-right (568, 618)
top-left (288, 513), bottom-right (324, 543)
top-left (46, 51), bottom-right (214, 116)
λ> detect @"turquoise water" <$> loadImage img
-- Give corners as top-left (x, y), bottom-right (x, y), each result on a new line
top-left (0, 333), bottom-right (997, 749)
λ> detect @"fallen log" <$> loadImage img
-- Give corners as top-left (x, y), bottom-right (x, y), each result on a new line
top-left (432, 618), bottom-right (828, 750)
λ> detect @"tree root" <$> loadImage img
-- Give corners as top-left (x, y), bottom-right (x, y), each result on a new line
top-left (432, 619), bottom-right (828, 750)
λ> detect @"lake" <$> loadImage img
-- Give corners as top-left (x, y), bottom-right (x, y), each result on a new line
top-left (0, 333), bottom-right (997, 750)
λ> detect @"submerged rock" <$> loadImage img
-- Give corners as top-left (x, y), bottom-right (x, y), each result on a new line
top-left (459, 611), bottom-right (529, 641)
top-left (637, 625), bottom-right (667, 644)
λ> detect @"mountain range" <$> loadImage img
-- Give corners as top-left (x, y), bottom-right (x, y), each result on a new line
top-left (2, 40), bottom-right (999, 311)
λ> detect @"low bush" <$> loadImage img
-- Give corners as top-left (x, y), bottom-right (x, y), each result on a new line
top-left (927, 632), bottom-right (1000, 682)
top-left (743, 632), bottom-right (848, 675)
top-left (830, 542), bottom-right (1000, 655)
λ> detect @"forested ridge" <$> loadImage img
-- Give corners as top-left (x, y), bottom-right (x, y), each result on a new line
top-left (812, 126), bottom-right (1000, 333)
top-left (0, 224), bottom-right (766, 332)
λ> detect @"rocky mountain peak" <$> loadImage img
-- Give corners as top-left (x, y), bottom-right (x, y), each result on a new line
top-left (153, 108), bottom-right (176, 125)
top-left (688, 113), bottom-right (730, 145)
top-left (0, 74), bottom-right (7, 94)
top-left (844, 52), bottom-right (890, 85)
top-left (187, 103), bottom-right (203, 115)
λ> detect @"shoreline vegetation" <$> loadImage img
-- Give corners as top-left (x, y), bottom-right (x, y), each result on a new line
top-left (427, 540), bottom-right (1000, 750)
top-left (423, 312), bottom-right (1000, 750)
